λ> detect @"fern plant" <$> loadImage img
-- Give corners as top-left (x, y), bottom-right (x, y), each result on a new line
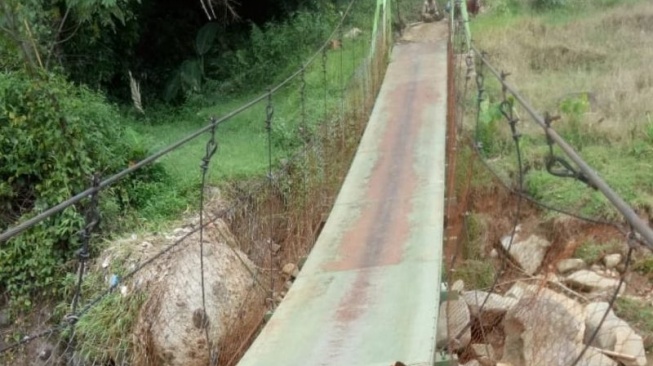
top-left (164, 22), bottom-right (219, 102)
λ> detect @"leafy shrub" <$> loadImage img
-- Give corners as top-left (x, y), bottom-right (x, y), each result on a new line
top-left (0, 71), bottom-right (167, 308)
top-left (614, 297), bottom-right (653, 352)
top-left (163, 23), bottom-right (220, 102)
top-left (451, 260), bottom-right (496, 289)
top-left (558, 94), bottom-right (591, 149)
top-left (207, 8), bottom-right (338, 92)
top-left (573, 240), bottom-right (621, 264)
top-left (531, 0), bottom-right (568, 9)
top-left (633, 257), bottom-right (653, 279)
top-left (476, 98), bottom-right (508, 156)
top-left (165, 8), bottom-right (337, 101)
top-left (56, 268), bottom-right (146, 365)
top-left (270, 120), bottom-right (304, 151)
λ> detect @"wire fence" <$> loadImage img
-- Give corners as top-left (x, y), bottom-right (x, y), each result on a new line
top-left (442, 3), bottom-right (652, 366)
top-left (0, 0), bottom-right (397, 364)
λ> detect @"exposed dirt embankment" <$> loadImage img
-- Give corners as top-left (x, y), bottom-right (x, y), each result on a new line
top-left (442, 149), bottom-right (653, 366)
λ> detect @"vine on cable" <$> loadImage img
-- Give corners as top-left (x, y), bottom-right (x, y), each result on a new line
top-left (543, 112), bottom-right (597, 189)
top-left (474, 55), bottom-right (508, 157)
top-left (338, 19), bottom-right (345, 125)
top-left (319, 43), bottom-right (330, 182)
top-left (71, 174), bottom-right (102, 315)
top-left (469, 65), bottom-right (617, 226)
top-left (299, 66), bottom-right (309, 144)
top-left (201, 121), bottom-right (219, 176)
top-left (199, 117), bottom-right (219, 365)
top-left (264, 90), bottom-right (276, 304)
top-left (65, 173), bottom-right (101, 361)
top-left (499, 71), bottom-right (520, 144)
top-left (469, 48), bottom-right (624, 227)
top-left (473, 53), bottom-right (486, 151)
top-left (322, 47), bottom-right (328, 119)
top-left (498, 70), bottom-right (524, 192)
top-left (265, 90), bottom-right (274, 182)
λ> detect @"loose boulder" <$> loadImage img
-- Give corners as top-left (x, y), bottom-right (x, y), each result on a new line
top-left (584, 302), bottom-right (647, 366)
top-left (501, 286), bottom-right (586, 366)
top-left (282, 263), bottom-right (299, 278)
top-left (603, 253), bottom-right (622, 269)
top-left (565, 270), bottom-right (622, 294)
top-left (557, 258), bottom-right (586, 274)
top-left (501, 234), bottom-right (551, 275)
top-left (451, 279), bottom-right (465, 293)
top-left (436, 299), bottom-right (471, 351)
top-left (134, 222), bottom-right (263, 366)
top-left (472, 343), bottom-right (495, 364)
top-left (462, 291), bottom-right (517, 325)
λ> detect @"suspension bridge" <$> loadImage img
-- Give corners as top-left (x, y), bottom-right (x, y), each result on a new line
top-left (2, 1), bottom-right (653, 365)
top-left (238, 22), bottom-right (448, 366)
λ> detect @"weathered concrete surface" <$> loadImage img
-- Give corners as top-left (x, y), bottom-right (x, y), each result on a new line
top-left (238, 26), bottom-right (448, 366)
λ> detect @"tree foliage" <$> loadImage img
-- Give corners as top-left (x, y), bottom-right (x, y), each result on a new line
top-left (0, 0), bottom-right (138, 73)
top-left (0, 71), bottom-right (165, 307)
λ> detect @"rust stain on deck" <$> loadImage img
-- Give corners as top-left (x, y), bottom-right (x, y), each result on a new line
top-left (326, 44), bottom-right (440, 276)
top-left (326, 43), bottom-right (443, 335)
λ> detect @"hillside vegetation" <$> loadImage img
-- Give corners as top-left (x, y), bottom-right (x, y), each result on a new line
top-left (0, 0), bottom-right (381, 310)
top-left (472, 0), bottom-right (653, 221)
top-left (455, 0), bottom-right (653, 351)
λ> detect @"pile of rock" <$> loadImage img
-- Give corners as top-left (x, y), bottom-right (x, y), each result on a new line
top-left (438, 230), bottom-right (647, 365)
top-left (499, 233), bottom-right (627, 301)
top-left (438, 280), bottom-right (647, 366)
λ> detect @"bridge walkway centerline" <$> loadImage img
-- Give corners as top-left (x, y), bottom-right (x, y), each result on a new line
top-left (237, 26), bottom-right (448, 366)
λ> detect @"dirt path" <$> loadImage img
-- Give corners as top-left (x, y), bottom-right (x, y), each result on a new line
top-left (400, 20), bottom-right (449, 44)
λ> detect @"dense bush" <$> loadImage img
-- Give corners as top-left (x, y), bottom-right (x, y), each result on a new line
top-left (0, 71), bottom-right (167, 307)
top-left (206, 7), bottom-right (338, 93)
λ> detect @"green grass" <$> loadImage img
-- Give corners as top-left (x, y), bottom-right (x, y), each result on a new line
top-left (524, 143), bottom-right (653, 220)
top-left (633, 256), bottom-right (653, 279)
top-left (451, 260), bottom-right (496, 290)
top-left (69, 291), bottom-right (146, 364)
top-left (466, 0), bottom-right (653, 221)
top-left (473, 0), bottom-right (646, 28)
top-left (462, 213), bottom-right (487, 260)
top-left (137, 38), bottom-right (367, 177)
top-left (573, 240), bottom-right (622, 264)
top-left (97, 0), bottom-right (385, 234)
top-left (120, 30), bottom-right (373, 229)
top-left (40, 258), bottom-right (149, 364)
top-left (614, 297), bottom-right (653, 351)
